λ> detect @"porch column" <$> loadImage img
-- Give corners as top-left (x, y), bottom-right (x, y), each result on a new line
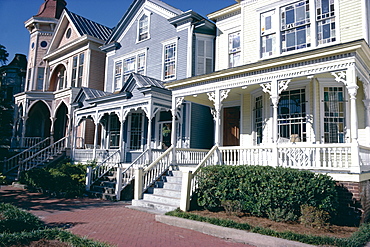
top-left (171, 96), bottom-right (184, 165)
top-left (93, 122), bottom-right (99, 160)
top-left (214, 89), bottom-right (222, 146)
top-left (147, 118), bottom-right (153, 163)
top-left (119, 119), bottom-right (125, 163)
top-left (50, 117), bottom-right (56, 144)
top-left (20, 116), bottom-right (28, 147)
top-left (270, 80), bottom-right (279, 144)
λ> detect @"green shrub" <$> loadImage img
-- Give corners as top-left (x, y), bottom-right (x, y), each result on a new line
top-left (0, 228), bottom-right (112, 247)
top-left (196, 165), bottom-right (338, 220)
top-left (221, 200), bottom-right (242, 216)
top-left (166, 210), bottom-right (370, 247)
top-left (20, 161), bottom-right (88, 198)
top-left (0, 203), bottom-right (44, 233)
top-left (0, 173), bottom-right (6, 185)
top-left (300, 204), bottom-right (330, 229)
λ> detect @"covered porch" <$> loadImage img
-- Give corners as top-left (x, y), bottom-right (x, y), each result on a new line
top-left (166, 40), bottom-right (370, 179)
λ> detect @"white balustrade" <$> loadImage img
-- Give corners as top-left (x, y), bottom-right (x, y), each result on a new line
top-left (176, 148), bottom-right (209, 165)
top-left (91, 150), bottom-right (121, 183)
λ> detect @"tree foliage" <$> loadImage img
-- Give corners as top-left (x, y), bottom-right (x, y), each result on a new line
top-left (0, 44), bottom-right (9, 66)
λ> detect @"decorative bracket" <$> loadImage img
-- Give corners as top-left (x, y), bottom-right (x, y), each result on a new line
top-left (331, 71), bottom-right (347, 86)
top-left (261, 79), bottom-right (290, 96)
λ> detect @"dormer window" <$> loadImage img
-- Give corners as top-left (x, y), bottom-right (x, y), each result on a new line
top-left (138, 12), bottom-right (150, 42)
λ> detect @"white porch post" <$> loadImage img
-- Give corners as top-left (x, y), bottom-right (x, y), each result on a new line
top-left (50, 117), bottom-right (56, 144)
top-left (171, 96), bottom-right (184, 165)
top-left (147, 118), bottom-right (153, 163)
top-left (271, 80), bottom-right (279, 166)
top-left (20, 116), bottom-right (28, 147)
top-left (215, 89), bottom-right (222, 146)
top-left (119, 119), bottom-right (125, 163)
top-left (93, 122), bottom-right (99, 160)
top-left (332, 68), bottom-right (360, 173)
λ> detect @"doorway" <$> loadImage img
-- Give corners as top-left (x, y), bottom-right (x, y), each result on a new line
top-left (223, 106), bottom-right (240, 146)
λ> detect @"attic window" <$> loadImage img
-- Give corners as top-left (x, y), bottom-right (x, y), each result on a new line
top-left (66, 28), bottom-right (71, 39)
top-left (138, 12), bottom-right (150, 42)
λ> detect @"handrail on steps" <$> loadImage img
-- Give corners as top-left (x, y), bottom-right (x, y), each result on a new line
top-left (192, 145), bottom-right (219, 176)
top-left (2, 137), bottom-right (51, 173)
top-left (91, 149), bottom-right (121, 184)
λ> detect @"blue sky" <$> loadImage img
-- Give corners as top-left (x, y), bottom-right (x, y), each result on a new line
top-left (0, 0), bottom-right (236, 63)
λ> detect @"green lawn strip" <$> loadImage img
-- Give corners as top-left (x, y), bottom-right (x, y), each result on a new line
top-left (165, 210), bottom-right (370, 247)
top-left (0, 228), bottom-right (112, 247)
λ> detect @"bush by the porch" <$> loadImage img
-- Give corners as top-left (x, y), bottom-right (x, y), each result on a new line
top-left (195, 165), bottom-right (338, 221)
top-left (19, 161), bottom-right (88, 198)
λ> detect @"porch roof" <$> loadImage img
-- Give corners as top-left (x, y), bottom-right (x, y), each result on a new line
top-left (165, 39), bottom-right (370, 94)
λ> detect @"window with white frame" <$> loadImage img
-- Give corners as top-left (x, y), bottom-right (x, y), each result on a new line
top-left (36, 67), bottom-right (44, 91)
top-left (163, 42), bottom-right (176, 80)
top-left (281, 0), bottom-right (311, 52)
top-left (229, 32), bottom-right (241, 68)
top-left (261, 10), bottom-right (277, 58)
top-left (196, 37), bottom-right (214, 76)
top-left (254, 95), bottom-right (264, 144)
top-left (138, 13), bottom-right (149, 42)
top-left (71, 52), bottom-right (84, 87)
top-left (129, 113), bottom-right (143, 150)
top-left (260, 0), bottom-right (337, 58)
top-left (77, 53), bottom-right (84, 87)
top-left (323, 86), bottom-right (345, 143)
top-left (113, 51), bottom-right (146, 91)
top-left (316, 0), bottom-right (336, 44)
top-left (114, 61), bottom-right (122, 91)
top-left (278, 89), bottom-right (307, 142)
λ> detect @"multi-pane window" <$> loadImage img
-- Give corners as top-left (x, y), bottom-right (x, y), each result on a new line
top-left (316, 0), bottom-right (336, 44)
top-left (254, 95), bottom-right (263, 144)
top-left (281, 0), bottom-right (311, 52)
top-left (278, 89), bottom-right (306, 142)
top-left (57, 67), bottom-right (66, 90)
top-left (71, 53), bottom-right (84, 87)
top-left (71, 56), bottom-right (78, 87)
top-left (129, 113), bottom-right (143, 150)
top-left (261, 10), bottom-right (276, 58)
top-left (164, 43), bottom-right (176, 80)
top-left (138, 14), bottom-right (149, 41)
top-left (137, 53), bottom-right (146, 74)
top-left (36, 67), bottom-right (44, 91)
top-left (77, 53), bottom-right (84, 87)
top-left (229, 32), bottom-right (241, 68)
top-left (114, 61), bottom-right (122, 91)
top-left (109, 115), bottom-right (120, 149)
top-left (323, 87), bottom-right (345, 143)
top-left (113, 52), bottom-right (146, 91)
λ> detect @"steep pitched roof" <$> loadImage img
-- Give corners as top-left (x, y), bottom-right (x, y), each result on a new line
top-left (81, 87), bottom-right (111, 100)
top-left (35, 0), bottom-right (67, 19)
top-left (67, 10), bottom-right (113, 40)
top-left (104, 0), bottom-right (182, 45)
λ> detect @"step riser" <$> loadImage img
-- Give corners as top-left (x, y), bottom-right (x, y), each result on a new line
top-left (163, 183), bottom-right (182, 191)
top-left (132, 200), bottom-right (178, 212)
top-left (163, 176), bottom-right (182, 183)
top-left (153, 188), bottom-right (181, 198)
top-left (143, 194), bottom-right (180, 205)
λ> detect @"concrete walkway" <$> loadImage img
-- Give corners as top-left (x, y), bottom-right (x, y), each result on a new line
top-left (0, 185), bottom-right (314, 247)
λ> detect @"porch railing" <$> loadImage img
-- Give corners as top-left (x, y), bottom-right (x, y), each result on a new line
top-left (219, 146), bottom-right (273, 166)
top-left (2, 137), bottom-right (51, 174)
top-left (90, 149), bottom-right (121, 184)
top-left (176, 148), bottom-right (210, 165)
top-left (19, 137), bottom-right (67, 173)
top-left (74, 149), bottom-right (119, 163)
top-left (141, 146), bottom-right (173, 194)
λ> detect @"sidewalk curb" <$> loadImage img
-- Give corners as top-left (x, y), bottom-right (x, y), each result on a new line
top-left (155, 215), bottom-right (316, 247)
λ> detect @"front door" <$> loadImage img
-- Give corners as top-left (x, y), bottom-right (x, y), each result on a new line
top-left (223, 107), bottom-right (240, 146)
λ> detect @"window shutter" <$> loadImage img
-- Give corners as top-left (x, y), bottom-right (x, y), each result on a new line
top-left (197, 40), bottom-right (205, 75)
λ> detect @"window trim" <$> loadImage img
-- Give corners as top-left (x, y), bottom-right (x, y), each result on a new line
top-left (127, 112), bottom-right (145, 151)
top-left (228, 31), bottom-right (241, 68)
top-left (259, 0), bottom-right (338, 59)
top-left (161, 37), bottom-right (178, 81)
top-left (112, 48), bottom-right (148, 91)
top-left (71, 52), bottom-right (85, 88)
top-left (136, 10), bottom-right (151, 43)
top-left (195, 33), bottom-right (214, 76)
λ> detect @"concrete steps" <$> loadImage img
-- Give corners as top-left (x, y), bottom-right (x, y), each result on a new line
top-left (132, 170), bottom-right (182, 213)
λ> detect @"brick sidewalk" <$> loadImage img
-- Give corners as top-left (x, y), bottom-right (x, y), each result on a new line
top-left (0, 186), bottom-right (253, 247)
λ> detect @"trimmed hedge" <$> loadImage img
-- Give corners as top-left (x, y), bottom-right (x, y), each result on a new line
top-left (0, 228), bottom-right (112, 247)
top-left (196, 165), bottom-right (338, 219)
top-left (0, 203), bottom-right (43, 233)
top-left (20, 162), bottom-right (88, 198)
top-left (166, 210), bottom-right (370, 247)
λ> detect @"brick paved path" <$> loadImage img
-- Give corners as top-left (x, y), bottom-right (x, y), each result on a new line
top-left (0, 186), bottom-right (253, 247)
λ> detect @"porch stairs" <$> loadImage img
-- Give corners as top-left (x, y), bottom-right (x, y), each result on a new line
top-left (2, 137), bottom-right (67, 181)
top-left (88, 168), bottom-right (120, 200)
top-left (131, 170), bottom-right (182, 212)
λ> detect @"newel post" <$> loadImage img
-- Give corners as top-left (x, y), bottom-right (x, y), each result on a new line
top-left (180, 171), bottom-right (192, 212)
top-left (134, 167), bottom-right (143, 200)
top-left (115, 167), bottom-right (123, 201)
top-left (86, 166), bottom-right (92, 191)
